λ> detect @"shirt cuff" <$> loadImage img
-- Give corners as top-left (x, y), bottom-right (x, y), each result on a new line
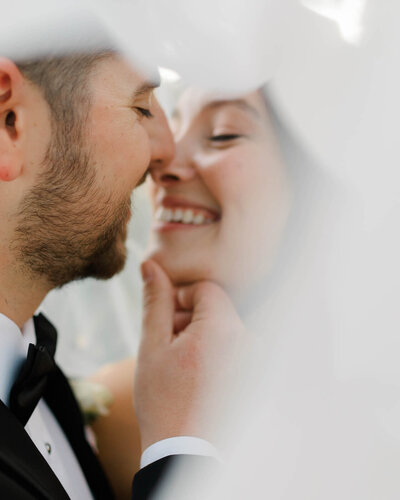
top-left (140, 436), bottom-right (221, 469)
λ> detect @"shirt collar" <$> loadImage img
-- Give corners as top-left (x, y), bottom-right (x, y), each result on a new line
top-left (0, 313), bottom-right (36, 407)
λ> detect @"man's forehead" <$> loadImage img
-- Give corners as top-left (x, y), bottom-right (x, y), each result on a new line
top-left (91, 56), bottom-right (160, 97)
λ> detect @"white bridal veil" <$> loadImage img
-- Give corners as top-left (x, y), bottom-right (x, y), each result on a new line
top-left (2, 0), bottom-right (400, 498)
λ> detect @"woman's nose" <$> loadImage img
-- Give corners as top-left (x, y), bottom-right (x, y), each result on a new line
top-left (150, 146), bottom-right (198, 186)
top-left (150, 132), bottom-right (197, 186)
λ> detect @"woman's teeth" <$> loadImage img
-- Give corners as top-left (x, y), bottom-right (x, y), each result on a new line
top-left (155, 207), bottom-right (214, 225)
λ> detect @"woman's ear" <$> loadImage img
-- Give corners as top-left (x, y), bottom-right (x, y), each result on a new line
top-left (0, 58), bottom-right (24, 182)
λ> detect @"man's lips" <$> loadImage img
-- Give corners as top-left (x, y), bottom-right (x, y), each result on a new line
top-left (154, 196), bottom-right (220, 228)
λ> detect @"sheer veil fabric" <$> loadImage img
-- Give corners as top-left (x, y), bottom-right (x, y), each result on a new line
top-left (2, 1), bottom-right (398, 498)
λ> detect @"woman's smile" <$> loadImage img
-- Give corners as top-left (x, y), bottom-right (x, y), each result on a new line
top-left (153, 195), bottom-right (220, 231)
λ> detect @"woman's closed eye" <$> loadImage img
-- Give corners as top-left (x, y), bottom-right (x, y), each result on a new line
top-left (209, 134), bottom-right (242, 142)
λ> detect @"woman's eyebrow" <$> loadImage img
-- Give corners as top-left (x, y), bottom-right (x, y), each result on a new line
top-left (205, 99), bottom-right (261, 119)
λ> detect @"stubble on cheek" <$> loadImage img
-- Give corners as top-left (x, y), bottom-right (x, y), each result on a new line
top-left (12, 143), bottom-right (133, 288)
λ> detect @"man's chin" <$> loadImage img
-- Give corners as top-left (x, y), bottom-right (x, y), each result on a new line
top-left (83, 240), bottom-right (128, 281)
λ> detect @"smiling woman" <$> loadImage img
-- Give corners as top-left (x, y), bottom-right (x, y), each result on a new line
top-left (147, 87), bottom-right (291, 304)
top-left (88, 84), bottom-right (335, 498)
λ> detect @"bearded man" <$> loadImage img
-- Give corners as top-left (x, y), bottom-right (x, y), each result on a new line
top-left (0, 52), bottom-right (244, 499)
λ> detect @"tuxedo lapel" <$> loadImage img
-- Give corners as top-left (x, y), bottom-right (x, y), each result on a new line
top-left (44, 366), bottom-right (114, 500)
top-left (0, 400), bottom-right (69, 500)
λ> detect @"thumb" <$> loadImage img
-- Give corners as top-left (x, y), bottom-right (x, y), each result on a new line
top-left (140, 259), bottom-right (175, 349)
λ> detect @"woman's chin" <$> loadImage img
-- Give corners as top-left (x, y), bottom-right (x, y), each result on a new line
top-left (147, 249), bottom-right (215, 286)
top-left (146, 247), bottom-right (264, 309)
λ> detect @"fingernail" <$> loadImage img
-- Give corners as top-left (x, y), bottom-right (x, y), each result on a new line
top-left (141, 261), bottom-right (154, 283)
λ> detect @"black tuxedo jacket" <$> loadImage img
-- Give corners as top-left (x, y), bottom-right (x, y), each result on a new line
top-left (0, 359), bottom-right (214, 499)
top-left (0, 361), bottom-right (115, 499)
top-left (132, 454), bottom-right (216, 500)
top-left (0, 362), bottom-right (183, 500)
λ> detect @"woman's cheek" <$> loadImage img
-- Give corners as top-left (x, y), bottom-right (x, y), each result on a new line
top-left (201, 158), bottom-right (246, 200)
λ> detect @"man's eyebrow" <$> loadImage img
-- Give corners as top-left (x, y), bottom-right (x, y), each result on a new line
top-left (132, 81), bottom-right (159, 100)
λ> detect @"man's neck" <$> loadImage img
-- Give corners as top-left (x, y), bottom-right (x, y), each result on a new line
top-left (0, 266), bottom-right (49, 329)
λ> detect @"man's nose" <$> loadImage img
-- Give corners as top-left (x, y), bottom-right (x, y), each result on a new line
top-left (147, 98), bottom-right (175, 170)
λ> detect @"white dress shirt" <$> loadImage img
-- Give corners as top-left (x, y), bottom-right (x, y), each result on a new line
top-left (141, 436), bottom-right (220, 468)
top-left (0, 312), bottom-right (218, 499)
top-left (0, 313), bottom-right (93, 500)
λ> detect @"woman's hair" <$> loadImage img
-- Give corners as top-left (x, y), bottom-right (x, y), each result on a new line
top-left (239, 86), bottom-right (337, 317)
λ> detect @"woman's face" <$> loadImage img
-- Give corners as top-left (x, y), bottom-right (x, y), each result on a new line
top-left (147, 87), bottom-right (290, 300)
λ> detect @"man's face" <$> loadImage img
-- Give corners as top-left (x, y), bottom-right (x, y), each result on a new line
top-left (13, 56), bottom-right (173, 287)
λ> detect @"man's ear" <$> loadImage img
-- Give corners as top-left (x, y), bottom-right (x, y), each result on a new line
top-left (0, 57), bottom-right (24, 182)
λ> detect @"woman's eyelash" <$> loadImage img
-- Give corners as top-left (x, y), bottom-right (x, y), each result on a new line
top-left (209, 134), bottom-right (241, 142)
top-left (135, 107), bottom-right (154, 118)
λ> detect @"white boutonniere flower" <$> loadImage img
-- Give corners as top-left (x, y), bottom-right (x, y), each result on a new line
top-left (70, 379), bottom-right (113, 425)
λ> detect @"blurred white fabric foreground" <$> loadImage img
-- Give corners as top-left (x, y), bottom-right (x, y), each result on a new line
top-left (148, 2), bottom-right (399, 499)
top-left (3, 0), bottom-right (399, 497)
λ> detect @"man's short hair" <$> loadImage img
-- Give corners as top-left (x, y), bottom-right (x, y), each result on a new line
top-left (17, 51), bottom-right (114, 136)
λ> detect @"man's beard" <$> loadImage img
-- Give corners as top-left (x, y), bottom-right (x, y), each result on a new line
top-left (11, 133), bottom-right (131, 288)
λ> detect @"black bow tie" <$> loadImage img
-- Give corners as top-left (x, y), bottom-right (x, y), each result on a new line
top-left (9, 313), bottom-right (58, 426)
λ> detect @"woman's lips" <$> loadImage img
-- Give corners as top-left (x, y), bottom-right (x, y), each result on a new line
top-left (153, 198), bottom-right (220, 231)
